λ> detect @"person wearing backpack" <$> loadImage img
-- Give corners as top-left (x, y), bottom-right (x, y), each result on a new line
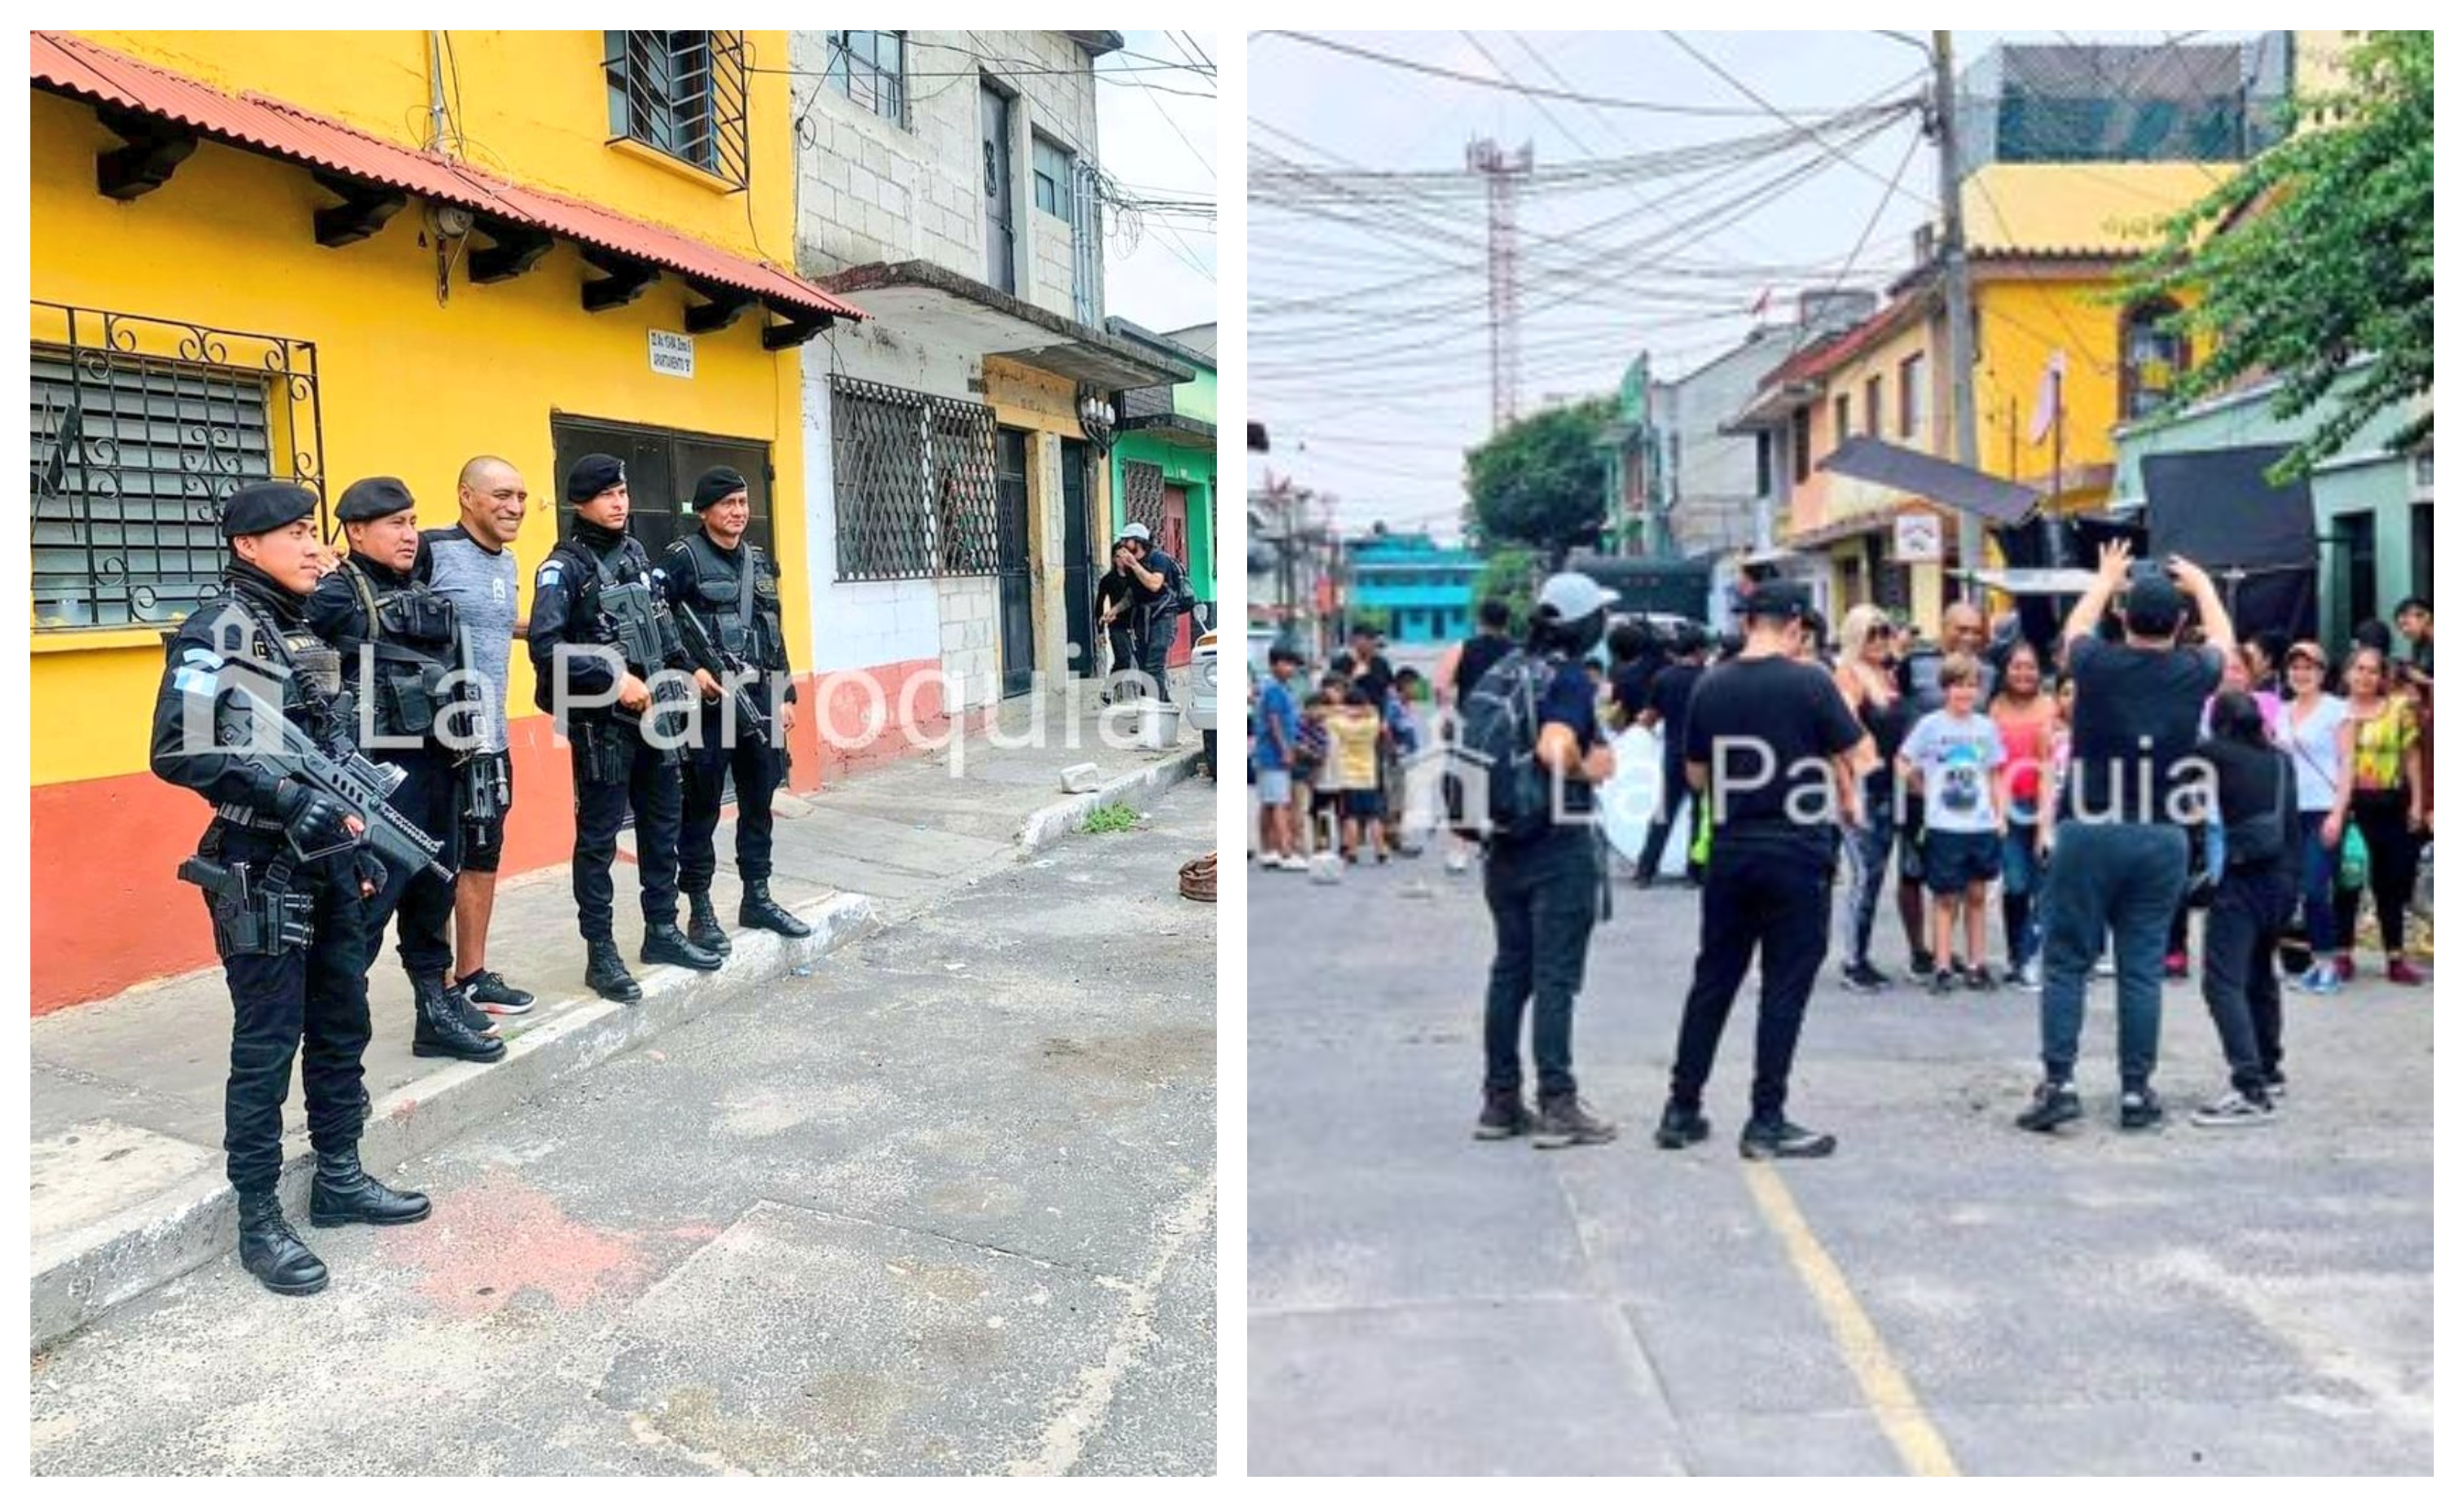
top-left (1116, 522), bottom-right (1192, 707)
top-left (1656, 582), bottom-right (1871, 1160)
top-left (2187, 691), bottom-right (2303, 1123)
top-left (1466, 573), bottom-right (1621, 1148)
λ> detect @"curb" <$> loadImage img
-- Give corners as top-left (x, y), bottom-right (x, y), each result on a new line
top-left (31, 892), bottom-right (880, 1353)
top-left (1014, 744), bottom-right (1209, 854)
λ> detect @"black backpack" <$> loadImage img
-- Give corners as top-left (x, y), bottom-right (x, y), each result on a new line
top-left (1446, 649), bottom-right (1558, 846)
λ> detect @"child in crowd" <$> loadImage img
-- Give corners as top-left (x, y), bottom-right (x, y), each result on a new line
top-left (1898, 653), bottom-right (2007, 994)
top-left (1326, 680), bottom-right (1388, 862)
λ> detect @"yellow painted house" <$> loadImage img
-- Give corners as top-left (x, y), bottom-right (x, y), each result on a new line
top-left (1739, 162), bottom-right (2219, 633)
top-left (29, 30), bottom-right (862, 1011)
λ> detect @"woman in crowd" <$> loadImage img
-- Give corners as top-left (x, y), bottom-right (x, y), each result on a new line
top-left (2188, 690), bottom-right (2301, 1124)
top-left (2330, 645), bottom-right (2429, 985)
top-left (2274, 642), bottom-right (2351, 994)
top-left (1989, 640), bottom-right (2058, 989)
top-left (1833, 604), bottom-right (1908, 993)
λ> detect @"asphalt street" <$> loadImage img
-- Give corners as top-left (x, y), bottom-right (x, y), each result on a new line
top-left (1247, 843), bottom-right (2432, 1475)
top-left (31, 783), bottom-right (1218, 1477)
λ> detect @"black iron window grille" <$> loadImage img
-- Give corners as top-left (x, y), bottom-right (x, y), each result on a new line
top-left (1121, 459), bottom-right (1166, 537)
top-left (823, 31), bottom-right (907, 128)
top-left (29, 301), bottom-right (323, 631)
top-left (605, 30), bottom-right (750, 190)
top-left (829, 375), bottom-right (998, 581)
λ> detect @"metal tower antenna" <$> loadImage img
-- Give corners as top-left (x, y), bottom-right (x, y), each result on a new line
top-left (1466, 137), bottom-right (1533, 433)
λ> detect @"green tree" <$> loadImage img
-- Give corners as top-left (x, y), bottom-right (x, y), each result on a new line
top-left (1473, 544), bottom-right (1539, 630)
top-left (2129, 30), bottom-right (2432, 478)
top-left (1465, 399), bottom-right (1612, 566)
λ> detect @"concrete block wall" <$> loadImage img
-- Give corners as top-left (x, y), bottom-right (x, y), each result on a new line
top-left (791, 30), bottom-right (1101, 321)
top-left (938, 578), bottom-right (1000, 709)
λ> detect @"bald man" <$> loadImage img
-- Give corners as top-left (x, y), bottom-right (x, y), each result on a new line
top-left (420, 455), bottom-right (534, 1015)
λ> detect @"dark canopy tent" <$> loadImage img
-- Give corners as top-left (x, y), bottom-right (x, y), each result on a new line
top-left (2140, 444), bottom-right (2318, 644)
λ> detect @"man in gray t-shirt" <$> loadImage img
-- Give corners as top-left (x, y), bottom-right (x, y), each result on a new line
top-left (418, 455), bottom-right (533, 1015)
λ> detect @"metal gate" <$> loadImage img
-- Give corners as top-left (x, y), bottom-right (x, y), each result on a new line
top-left (994, 428), bottom-right (1033, 698)
top-left (1061, 438), bottom-right (1092, 677)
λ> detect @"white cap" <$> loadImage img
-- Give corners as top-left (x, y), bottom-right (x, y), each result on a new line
top-left (1535, 572), bottom-right (1617, 621)
top-left (1118, 521), bottom-right (1152, 542)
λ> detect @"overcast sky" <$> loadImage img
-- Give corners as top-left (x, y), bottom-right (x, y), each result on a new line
top-left (1249, 29), bottom-right (2250, 537)
top-left (1095, 29), bottom-right (1218, 335)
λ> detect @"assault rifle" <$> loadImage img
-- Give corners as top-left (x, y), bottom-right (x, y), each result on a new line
top-left (670, 601), bottom-right (772, 748)
top-left (214, 683), bottom-right (453, 885)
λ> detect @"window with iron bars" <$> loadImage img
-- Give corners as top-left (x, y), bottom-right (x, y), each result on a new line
top-left (829, 376), bottom-right (999, 581)
top-left (29, 302), bottom-right (323, 631)
top-left (605, 30), bottom-right (750, 189)
top-left (823, 31), bottom-right (907, 127)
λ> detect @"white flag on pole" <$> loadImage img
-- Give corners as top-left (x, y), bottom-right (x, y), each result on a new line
top-left (2028, 349), bottom-right (2068, 445)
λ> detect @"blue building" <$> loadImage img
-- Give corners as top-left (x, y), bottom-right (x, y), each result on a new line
top-left (1347, 529), bottom-right (1482, 645)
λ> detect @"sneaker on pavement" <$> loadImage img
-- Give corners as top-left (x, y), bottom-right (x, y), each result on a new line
top-left (2265, 1069), bottom-right (2289, 1099)
top-left (1841, 960), bottom-right (1891, 994)
top-left (1445, 849), bottom-right (1471, 874)
top-left (2296, 962), bottom-right (2344, 995)
top-left (2389, 957), bottom-right (2427, 986)
top-left (2163, 951), bottom-right (2190, 981)
top-left (2016, 1080), bottom-right (2083, 1134)
top-left (2334, 953), bottom-right (2356, 982)
top-left (1964, 964), bottom-right (1998, 992)
top-left (1532, 1096), bottom-right (1619, 1149)
top-left (1907, 949), bottom-right (1936, 982)
top-left (1652, 1102), bottom-right (1711, 1150)
top-left (1927, 968), bottom-right (1960, 997)
top-left (2011, 960), bottom-right (2043, 993)
top-left (1739, 1117), bottom-right (1837, 1160)
top-left (2118, 1088), bottom-right (2167, 1131)
top-left (2189, 1089), bottom-right (2276, 1128)
top-left (458, 969), bottom-right (535, 1016)
top-left (1475, 1089), bottom-right (1535, 1142)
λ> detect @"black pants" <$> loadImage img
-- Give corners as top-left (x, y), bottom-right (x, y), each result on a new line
top-left (2201, 864), bottom-right (2290, 1096)
top-left (208, 830), bottom-right (371, 1197)
top-left (571, 725), bottom-right (682, 942)
top-left (2334, 787), bottom-right (2422, 955)
top-left (1138, 615), bottom-right (1174, 706)
top-left (1104, 625), bottom-right (1140, 692)
top-left (1636, 761), bottom-right (1696, 883)
top-left (1669, 838), bottom-right (1831, 1121)
top-left (681, 730), bottom-right (784, 892)
top-left (356, 747), bottom-right (457, 984)
top-left (1482, 831), bottom-right (1600, 1101)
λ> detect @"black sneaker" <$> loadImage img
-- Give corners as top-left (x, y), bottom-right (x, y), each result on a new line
top-left (1474, 1089), bottom-right (1535, 1142)
top-left (1964, 965), bottom-right (1997, 992)
top-left (1532, 1096), bottom-right (1618, 1149)
top-left (2264, 1070), bottom-right (2288, 1100)
top-left (1841, 960), bottom-right (1891, 994)
top-left (1653, 1102), bottom-right (1711, 1150)
top-left (1908, 949), bottom-right (1936, 982)
top-left (2016, 1080), bottom-right (2082, 1133)
top-left (2188, 1089), bottom-right (2275, 1128)
top-left (2118, 1088), bottom-right (2166, 1132)
top-left (1928, 968), bottom-right (1960, 997)
top-left (458, 969), bottom-right (535, 1015)
top-left (1739, 1117), bottom-right (1837, 1160)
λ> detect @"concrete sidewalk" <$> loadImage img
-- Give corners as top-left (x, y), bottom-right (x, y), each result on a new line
top-left (32, 692), bottom-right (1208, 1350)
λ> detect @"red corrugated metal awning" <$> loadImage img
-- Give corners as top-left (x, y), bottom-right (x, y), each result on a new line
top-left (31, 30), bottom-right (864, 329)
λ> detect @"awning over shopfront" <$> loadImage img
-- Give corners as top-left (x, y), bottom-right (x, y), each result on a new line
top-left (1819, 436), bottom-right (2041, 525)
top-left (820, 260), bottom-right (1191, 390)
top-left (31, 30), bottom-right (864, 344)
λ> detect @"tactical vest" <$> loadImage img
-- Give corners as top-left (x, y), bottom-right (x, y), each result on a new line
top-left (204, 585), bottom-right (347, 744)
top-left (339, 559), bottom-right (460, 741)
top-left (679, 532), bottom-right (787, 673)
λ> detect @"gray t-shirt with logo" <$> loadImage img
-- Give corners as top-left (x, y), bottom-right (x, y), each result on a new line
top-left (421, 525), bottom-right (519, 753)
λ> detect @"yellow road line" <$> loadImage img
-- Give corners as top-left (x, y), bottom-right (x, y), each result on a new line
top-left (1741, 1160), bottom-right (1961, 1477)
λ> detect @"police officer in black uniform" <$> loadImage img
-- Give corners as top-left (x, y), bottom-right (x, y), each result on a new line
top-left (528, 453), bottom-right (720, 1000)
top-left (149, 481), bottom-right (431, 1296)
top-left (664, 465), bottom-right (814, 951)
top-left (307, 477), bottom-right (503, 1065)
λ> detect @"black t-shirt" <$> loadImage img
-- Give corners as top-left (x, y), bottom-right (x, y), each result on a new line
top-left (1455, 633), bottom-right (1511, 701)
top-left (1647, 661), bottom-right (1705, 775)
top-left (1609, 659), bottom-right (1655, 726)
top-left (2198, 737), bottom-right (2300, 881)
top-left (1683, 654), bottom-right (1865, 856)
top-left (2061, 636), bottom-right (2223, 824)
top-left (1097, 567), bottom-right (1137, 622)
top-left (1350, 651), bottom-right (1395, 707)
top-left (1129, 550), bottom-right (1186, 617)
top-left (1536, 655), bottom-right (1600, 816)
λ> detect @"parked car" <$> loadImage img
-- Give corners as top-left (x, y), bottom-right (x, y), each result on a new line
top-left (1189, 625), bottom-right (1219, 779)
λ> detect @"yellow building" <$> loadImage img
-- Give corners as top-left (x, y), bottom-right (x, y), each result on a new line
top-left (29, 30), bottom-right (863, 1011)
top-left (1737, 161), bottom-right (2219, 633)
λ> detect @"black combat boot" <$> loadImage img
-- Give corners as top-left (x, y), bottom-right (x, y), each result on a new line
top-left (585, 938), bottom-right (642, 1002)
top-left (309, 1145), bottom-right (433, 1228)
top-left (642, 922), bottom-right (723, 972)
top-left (236, 1189), bottom-right (328, 1296)
top-left (411, 974), bottom-right (506, 1063)
top-left (738, 878), bottom-right (812, 938)
top-left (685, 890), bottom-right (733, 956)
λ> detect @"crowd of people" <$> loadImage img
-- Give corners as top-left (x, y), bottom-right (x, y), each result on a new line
top-left (1249, 555), bottom-right (2433, 1154)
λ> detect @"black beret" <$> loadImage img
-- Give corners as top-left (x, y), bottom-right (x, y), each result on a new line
top-left (335, 476), bottom-right (417, 524)
top-left (691, 466), bottom-right (749, 510)
top-left (220, 481), bottom-right (318, 540)
top-left (1740, 581), bottom-right (1813, 621)
top-left (565, 452), bottom-right (627, 504)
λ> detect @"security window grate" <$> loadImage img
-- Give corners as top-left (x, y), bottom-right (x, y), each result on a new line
top-left (1121, 459), bottom-right (1166, 537)
top-left (829, 376), bottom-right (999, 581)
top-left (606, 30), bottom-right (750, 188)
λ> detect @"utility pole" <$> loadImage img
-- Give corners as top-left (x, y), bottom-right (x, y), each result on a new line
top-left (1467, 138), bottom-right (1533, 434)
top-left (1930, 31), bottom-right (1985, 602)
